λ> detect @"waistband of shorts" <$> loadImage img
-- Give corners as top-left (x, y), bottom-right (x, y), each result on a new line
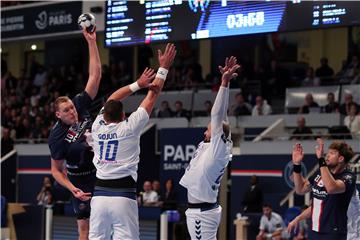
top-left (93, 189), bottom-right (136, 200)
top-left (67, 168), bottom-right (96, 176)
top-left (188, 202), bottom-right (219, 211)
top-left (95, 176), bottom-right (136, 189)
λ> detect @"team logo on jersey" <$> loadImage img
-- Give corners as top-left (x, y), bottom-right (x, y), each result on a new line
top-left (317, 179), bottom-right (324, 187)
top-left (65, 117), bottom-right (91, 143)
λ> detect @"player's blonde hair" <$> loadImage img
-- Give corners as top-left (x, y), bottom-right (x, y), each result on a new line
top-left (329, 141), bottom-right (354, 163)
top-left (54, 96), bottom-right (71, 111)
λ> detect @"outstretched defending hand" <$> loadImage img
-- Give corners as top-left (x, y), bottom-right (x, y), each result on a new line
top-left (218, 56), bottom-right (238, 74)
top-left (292, 143), bottom-right (304, 165)
top-left (137, 67), bottom-right (160, 93)
top-left (315, 138), bottom-right (324, 159)
top-left (83, 27), bottom-right (97, 42)
top-left (137, 67), bottom-right (156, 88)
top-left (287, 218), bottom-right (299, 234)
top-left (158, 43), bottom-right (177, 69)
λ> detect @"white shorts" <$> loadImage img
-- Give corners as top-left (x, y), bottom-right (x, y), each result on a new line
top-left (89, 196), bottom-right (139, 240)
top-left (185, 205), bottom-right (222, 240)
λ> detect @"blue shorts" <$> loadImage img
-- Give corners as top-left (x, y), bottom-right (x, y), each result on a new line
top-left (309, 230), bottom-right (346, 240)
top-left (69, 173), bottom-right (96, 219)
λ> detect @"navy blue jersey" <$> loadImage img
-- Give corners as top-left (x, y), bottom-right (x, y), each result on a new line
top-left (310, 169), bottom-right (355, 234)
top-left (48, 92), bottom-right (95, 174)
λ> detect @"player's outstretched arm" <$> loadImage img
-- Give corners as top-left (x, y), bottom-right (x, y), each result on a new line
top-left (83, 28), bottom-right (102, 100)
top-left (140, 43), bottom-right (176, 115)
top-left (107, 67), bottom-right (156, 102)
top-left (287, 206), bottom-right (311, 234)
top-left (211, 56), bottom-right (240, 136)
top-left (51, 159), bottom-right (91, 201)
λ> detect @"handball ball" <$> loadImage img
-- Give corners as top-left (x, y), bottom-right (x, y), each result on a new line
top-left (78, 13), bottom-right (96, 33)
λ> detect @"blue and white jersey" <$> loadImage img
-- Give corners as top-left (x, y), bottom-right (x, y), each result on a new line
top-left (180, 86), bottom-right (232, 203)
top-left (347, 189), bottom-right (360, 240)
top-left (91, 107), bottom-right (149, 181)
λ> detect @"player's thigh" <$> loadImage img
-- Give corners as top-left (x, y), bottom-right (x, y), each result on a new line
top-left (185, 207), bottom-right (222, 240)
top-left (112, 197), bottom-right (139, 240)
top-left (89, 196), bottom-right (112, 240)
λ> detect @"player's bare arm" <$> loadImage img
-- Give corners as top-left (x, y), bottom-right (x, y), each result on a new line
top-left (292, 143), bottom-right (311, 194)
top-left (140, 43), bottom-right (177, 115)
top-left (316, 138), bottom-right (346, 194)
top-left (83, 28), bottom-right (102, 100)
top-left (107, 67), bottom-right (156, 102)
top-left (51, 159), bottom-right (91, 201)
top-left (287, 206), bottom-right (311, 234)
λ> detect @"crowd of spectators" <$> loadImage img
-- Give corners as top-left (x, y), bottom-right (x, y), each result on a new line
top-left (1, 52), bottom-right (360, 144)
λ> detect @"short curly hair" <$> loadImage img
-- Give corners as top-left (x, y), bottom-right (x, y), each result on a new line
top-left (329, 141), bottom-right (354, 163)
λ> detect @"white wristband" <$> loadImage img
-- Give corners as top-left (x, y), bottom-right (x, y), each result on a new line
top-left (129, 81), bottom-right (141, 92)
top-left (156, 67), bottom-right (168, 81)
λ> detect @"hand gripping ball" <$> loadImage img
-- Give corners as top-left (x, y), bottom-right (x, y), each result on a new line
top-left (78, 13), bottom-right (96, 33)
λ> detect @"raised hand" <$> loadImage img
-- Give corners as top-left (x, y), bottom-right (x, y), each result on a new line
top-left (137, 67), bottom-right (156, 88)
top-left (292, 143), bottom-right (304, 165)
top-left (158, 43), bottom-right (177, 69)
top-left (222, 63), bottom-right (240, 82)
top-left (72, 187), bottom-right (92, 201)
top-left (218, 56), bottom-right (238, 74)
top-left (83, 27), bottom-right (97, 42)
top-left (315, 138), bottom-right (324, 159)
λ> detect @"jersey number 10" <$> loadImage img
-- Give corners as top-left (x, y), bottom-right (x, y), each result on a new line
top-left (99, 140), bottom-right (119, 161)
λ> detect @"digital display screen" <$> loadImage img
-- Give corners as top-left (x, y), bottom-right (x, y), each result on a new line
top-left (105, 0), bottom-right (360, 47)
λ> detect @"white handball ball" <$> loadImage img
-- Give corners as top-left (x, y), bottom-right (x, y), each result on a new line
top-left (78, 13), bottom-right (96, 33)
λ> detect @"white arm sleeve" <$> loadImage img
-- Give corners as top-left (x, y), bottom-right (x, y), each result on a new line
top-left (211, 86), bottom-right (229, 136)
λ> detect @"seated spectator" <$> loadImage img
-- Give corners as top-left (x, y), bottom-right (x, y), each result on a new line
top-left (340, 93), bottom-right (359, 115)
top-left (315, 57), bottom-right (334, 84)
top-left (140, 181), bottom-right (159, 206)
top-left (173, 101), bottom-right (190, 118)
top-left (344, 103), bottom-right (360, 139)
top-left (252, 96), bottom-right (272, 116)
top-left (323, 92), bottom-right (339, 113)
top-left (298, 93), bottom-right (319, 114)
top-left (256, 204), bottom-right (286, 240)
top-left (230, 93), bottom-right (252, 116)
top-left (242, 175), bottom-right (263, 213)
top-left (302, 67), bottom-right (320, 87)
top-left (341, 55), bottom-right (360, 83)
top-left (152, 180), bottom-right (161, 197)
top-left (156, 101), bottom-right (173, 118)
top-left (195, 100), bottom-right (213, 117)
top-left (36, 176), bottom-right (53, 206)
top-left (162, 179), bottom-right (178, 209)
top-left (291, 116), bottom-right (313, 140)
top-left (1, 127), bottom-right (14, 157)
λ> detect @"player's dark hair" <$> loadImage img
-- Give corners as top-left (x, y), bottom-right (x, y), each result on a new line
top-left (329, 141), bottom-right (354, 163)
top-left (103, 100), bottom-right (123, 123)
top-left (263, 203), bottom-right (272, 208)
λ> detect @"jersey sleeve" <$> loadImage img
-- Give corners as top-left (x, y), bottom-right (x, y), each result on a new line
top-left (211, 86), bottom-right (229, 137)
top-left (48, 140), bottom-right (65, 160)
top-left (127, 107), bottom-right (150, 135)
top-left (72, 91), bottom-right (92, 117)
top-left (92, 107), bottom-right (105, 132)
top-left (339, 172), bottom-right (356, 193)
top-left (259, 216), bottom-right (266, 230)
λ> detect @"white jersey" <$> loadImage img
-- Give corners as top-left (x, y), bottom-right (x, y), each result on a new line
top-left (347, 189), bottom-right (360, 240)
top-left (91, 107), bottom-right (149, 181)
top-left (180, 86), bottom-right (232, 203)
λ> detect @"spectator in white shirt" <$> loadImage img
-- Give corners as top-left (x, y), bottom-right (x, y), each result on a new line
top-left (257, 204), bottom-right (286, 240)
top-left (344, 103), bottom-right (360, 139)
top-left (252, 96), bottom-right (272, 116)
top-left (141, 181), bottom-right (159, 206)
